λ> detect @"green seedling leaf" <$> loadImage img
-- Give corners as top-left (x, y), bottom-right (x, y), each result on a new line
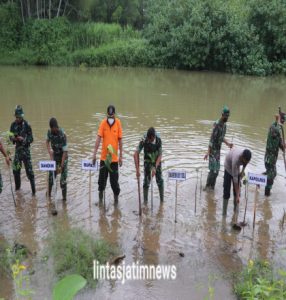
top-left (104, 153), bottom-right (113, 173)
top-left (53, 274), bottom-right (87, 300)
top-left (107, 144), bottom-right (116, 155)
top-left (146, 152), bottom-right (158, 165)
top-left (103, 144), bottom-right (117, 173)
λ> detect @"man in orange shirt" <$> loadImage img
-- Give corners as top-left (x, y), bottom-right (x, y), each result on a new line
top-left (93, 105), bottom-right (123, 204)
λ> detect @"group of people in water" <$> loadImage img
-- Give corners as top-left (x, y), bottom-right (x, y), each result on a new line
top-left (0, 104), bottom-right (285, 216)
top-left (204, 105), bottom-right (285, 215)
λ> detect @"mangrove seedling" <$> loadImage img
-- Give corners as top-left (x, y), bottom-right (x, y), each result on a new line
top-left (103, 144), bottom-right (116, 173)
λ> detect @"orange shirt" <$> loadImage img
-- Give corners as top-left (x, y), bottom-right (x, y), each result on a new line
top-left (98, 118), bottom-right (122, 162)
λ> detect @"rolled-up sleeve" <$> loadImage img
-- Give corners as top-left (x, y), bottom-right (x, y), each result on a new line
top-left (97, 121), bottom-right (104, 137)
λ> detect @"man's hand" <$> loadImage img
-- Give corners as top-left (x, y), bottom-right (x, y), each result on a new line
top-left (229, 143), bottom-right (234, 149)
top-left (236, 196), bottom-right (240, 205)
top-left (204, 153), bottom-right (208, 161)
top-left (16, 136), bottom-right (24, 142)
top-left (119, 155), bottom-right (122, 167)
top-left (92, 154), bottom-right (96, 166)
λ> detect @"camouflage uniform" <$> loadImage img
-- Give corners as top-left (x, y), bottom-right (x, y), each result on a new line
top-left (264, 121), bottom-right (284, 194)
top-left (10, 119), bottom-right (35, 194)
top-left (46, 128), bottom-right (68, 199)
top-left (137, 133), bottom-right (164, 202)
top-left (206, 119), bottom-right (226, 189)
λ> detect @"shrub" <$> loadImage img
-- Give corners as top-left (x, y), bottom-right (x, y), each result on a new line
top-left (235, 259), bottom-right (286, 299)
top-left (0, 2), bottom-right (22, 50)
top-left (22, 18), bottom-right (71, 65)
top-left (248, 0), bottom-right (286, 62)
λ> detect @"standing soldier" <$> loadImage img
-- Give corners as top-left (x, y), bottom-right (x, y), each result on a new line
top-left (264, 108), bottom-right (286, 196)
top-left (92, 105), bottom-right (123, 204)
top-left (0, 139), bottom-right (11, 194)
top-left (134, 127), bottom-right (164, 203)
top-left (204, 106), bottom-right (233, 190)
top-left (46, 118), bottom-right (68, 200)
top-left (10, 105), bottom-right (36, 195)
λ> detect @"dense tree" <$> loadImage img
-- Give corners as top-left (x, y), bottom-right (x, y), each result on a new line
top-left (0, 0), bottom-right (286, 75)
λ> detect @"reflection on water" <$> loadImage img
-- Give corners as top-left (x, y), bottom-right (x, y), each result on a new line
top-left (0, 66), bottom-right (286, 299)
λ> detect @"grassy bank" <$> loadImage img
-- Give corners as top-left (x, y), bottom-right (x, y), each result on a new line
top-left (234, 259), bottom-right (286, 299)
top-left (49, 227), bottom-right (117, 287)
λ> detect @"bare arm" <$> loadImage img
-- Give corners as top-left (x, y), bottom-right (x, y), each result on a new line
top-left (92, 135), bottom-right (102, 164)
top-left (0, 140), bottom-right (10, 166)
top-left (155, 154), bottom-right (162, 168)
top-left (223, 138), bottom-right (233, 148)
top-left (118, 138), bottom-right (123, 166)
top-left (233, 181), bottom-right (240, 204)
top-left (46, 140), bottom-right (53, 160)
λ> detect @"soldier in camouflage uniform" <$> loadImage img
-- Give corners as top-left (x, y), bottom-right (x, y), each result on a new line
top-left (204, 106), bottom-right (233, 190)
top-left (46, 118), bottom-right (68, 200)
top-left (134, 127), bottom-right (164, 203)
top-left (264, 109), bottom-right (285, 196)
top-left (0, 138), bottom-right (11, 194)
top-left (10, 105), bottom-right (36, 195)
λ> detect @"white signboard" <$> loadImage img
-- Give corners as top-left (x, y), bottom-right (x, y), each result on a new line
top-left (168, 170), bottom-right (186, 181)
top-left (39, 160), bottom-right (56, 171)
top-left (81, 159), bottom-right (99, 171)
top-left (248, 172), bottom-right (267, 186)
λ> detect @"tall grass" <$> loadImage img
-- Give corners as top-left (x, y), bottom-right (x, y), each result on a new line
top-left (49, 227), bottom-right (117, 286)
top-left (71, 38), bottom-right (151, 67)
top-left (70, 22), bottom-right (140, 50)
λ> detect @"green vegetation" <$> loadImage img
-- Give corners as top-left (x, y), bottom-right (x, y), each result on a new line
top-left (234, 259), bottom-right (286, 299)
top-left (0, 240), bottom-right (33, 299)
top-left (49, 227), bottom-right (116, 286)
top-left (0, 0), bottom-right (286, 75)
top-left (53, 274), bottom-right (87, 300)
top-left (0, 240), bottom-right (29, 276)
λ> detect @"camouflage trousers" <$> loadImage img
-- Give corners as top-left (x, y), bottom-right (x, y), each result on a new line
top-left (49, 158), bottom-right (68, 193)
top-left (265, 162), bottom-right (276, 190)
top-left (143, 161), bottom-right (164, 189)
top-left (13, 147), bottom-right (35, 189)
top-left (206, 154), bottom-right (220, 188)
top-left (0, 172), bottom-right (2, 194)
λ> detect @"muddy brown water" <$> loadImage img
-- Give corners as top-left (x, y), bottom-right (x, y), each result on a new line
top-left (0, 66), bottom-right (286, 299)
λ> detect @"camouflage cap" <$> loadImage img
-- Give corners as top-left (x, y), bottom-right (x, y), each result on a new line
top-left (222, 105), bottom-right (230, 116)
top-left (14, 105), bottom-right (24, 117)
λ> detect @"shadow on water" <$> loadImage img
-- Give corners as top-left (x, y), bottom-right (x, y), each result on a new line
top-left (0, 66), bottom-right (286, 299)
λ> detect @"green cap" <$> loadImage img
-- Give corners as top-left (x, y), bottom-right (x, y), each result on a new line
top-left (14, 105), bottom-right (24, 117)
top-left (222, 105), bottom-right (230, 115)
